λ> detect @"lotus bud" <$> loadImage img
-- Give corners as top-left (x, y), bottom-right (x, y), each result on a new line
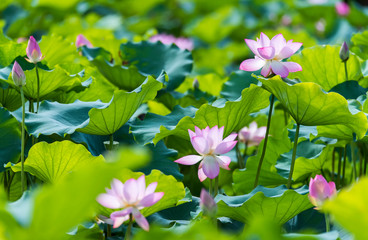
top-left (339, 41), bottom-right (349, 62)
top-left (308, 175), bottom-right (336, 210)
top-left (335, 2), bottom-right (350, 16)
top-left (76, 34), bottom-right (93, 48)
top-left (193, 78), bottom-right (199, 89)
top-left (26, 36), bottom-right (43, 63)
top-left (200, 189), bottom-right (217, 217)
top-left (12, 61), bottom-right (26, 87)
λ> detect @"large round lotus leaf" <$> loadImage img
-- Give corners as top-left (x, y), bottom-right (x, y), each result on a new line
top-left (256, 75), bottom-right (368, 139)
top-left (120, 41), bottom-right (193, 91)
top-left (77, 76), bottom-right (162, 135)
top-left (216, 185), bottom-right (312, 225)
top-left (288, 45), bottom-right (364, 91)
top-left (10, 141), bottom-right (104, 183)
top-left (0, 107), bottom-right (20, 171)
top-left (0, 87), bottom-right (21, 111)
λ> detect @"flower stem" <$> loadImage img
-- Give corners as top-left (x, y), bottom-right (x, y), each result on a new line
top-left (351, 142), bottom-right (356, 182)
top-left (20, 86), bottom-right (26, 192)
top-left (337, 148), bottom-right (342, 188)
top-left (125, 214), bottom-right (133, 240)
top-left (214, 177), bottom-right (219, 197)
top-left (331, 148), bottom-right (335, 181)
top-left (35, 64), bottom-right (40, 113)
top-left (254, 94), bottom-right (275, 188)
top-left (342, 145), bottom-right (347, 186)
top-left (109, 134), bottom-right (114, 151)
top-left (287, 123), bottom-right (300, 189)
top-left (209, 178), bottom-right (213, 196)
top-left (344, 61), bottom-right (348, 81)
top-left (106, 225), bottom-right (111, 237)
top-left (325, 213), bottom-right (330, 232)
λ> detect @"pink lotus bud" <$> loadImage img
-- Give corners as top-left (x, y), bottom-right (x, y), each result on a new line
top-left (192, 78), bottom-right (199, 89)
top-left (339, 41), bottom-right (349, 62)
top-left (335, 2), bottom-right (350, 16)
top-left (238, 122), bottom-right (267, 147)
top-left (200, 189), bottom-right (217, 217)
top-left (76, 34), bottom-right (93, 48)
top-left (308, 175), bottom-right (336, 209)
top-left (26, 36), bottom-right (43, 63)
top-left (12, 61), bottom-right (26, 87)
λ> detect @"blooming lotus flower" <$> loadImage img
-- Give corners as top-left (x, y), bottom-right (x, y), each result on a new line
top-left (26, 36), bottom-right (43, 63)
top-left (309, 175), bottom-right (336, 209)
top-left (335, 2), bottom-right (350, 16)
top-left (238, 122), bottom-right (267, 147)
top-left (12, 61), bottom-right (26, 87)
top-left (240, 33), bottom-right (302, 78)
top-left (97, 176), bottom-right (164, 231)
top-left (76, 34), bottom-right (93, 48)
top-left (175, 126), bottom-right (237, 181)
top-left (149, 33), bottom-right (194, 51)
top-left (200, 189), bottom-right (217, 217)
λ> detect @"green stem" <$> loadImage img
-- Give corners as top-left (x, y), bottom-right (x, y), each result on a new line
top-left (337, 148), bottom-right (342, 188)
top-left (125, 214), bottom-right (133, 240)
top-left (209, 178), bottom-right (213, 196)
top-left (325, 213), bottom-right (330, 232)
top-left (35, 64), bottom-right (40, 113)
top-left (235, 143), bottom-right (242, 168)
top-left (351, 142), bottom-right (356, 182)
top-left (109, 134), bottom-right (114, 151)
top-left (331, 148), bottom-right (335, 181)
top-left (344, 61), bottom-right (348, 81)
top-left (214, 177), bottom-right (219, 197)
top-left (287, 124), bottom-right (300, 189)
top-left (20, 87), bottom-right (26, 192)
top-left (254, 94), bottom-right (275, 188)
top-left (359, 148), bottom-right (363, 177)
top-left (342, 145), bottom-right (347, 186)
top-left (107, 225), bottom-right (111, 237)
top-left (364, 148), bottom-right (367, 175)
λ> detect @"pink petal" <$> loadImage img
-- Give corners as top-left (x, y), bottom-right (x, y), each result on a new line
top-left (259, 32), bottom-right (270, 47)
top-left (111, 178), bottom-right (124, 198)
top-left (270, 34), bottom-right (287, 55)
top-left (257, 46), bottom-right (275, 59)
top-left (188, 129), bottom-right (196, 139)
top-left (216, 155), bottom-right (231, 170)
top-left (309, 175), bottom-right (330, 199)
top-left (328, 182), bottom-right (336, 196)
top-left (191, 136), bottom-right (209, 155)
top-left (175, 155), bottom-right (203, 165)
top-left (208, 125), bottom-right (220, 148)
top-left (145, 182), bottom-right (158, 195)
top-left (244, 39), bottom-right (260, 56)
top-left (97, 194), bottom-right (123, 209)
top-left (202, 156), bottom-right (220, 179)
top-left (136, 175), bottom-right (146, 200)
top-left (194, 126), bottom-right (202, 136)
top-left (132, 209), bottom-right (149, 231)
top-left (286, 41), bottom-right (302, 53)
top-left (76, 34), bottom-right (93, 48)
top-left (261, 61), bottom-right (272, 77)
top-left (223, 133), bottom-right (237, 142)
top-left (239, 58), bottom-right (265, 71)
top-left (139, 192), bottom-right (164, 207)
top-left (218, 126), bottom-right (224, 140)
top-left (271, 61), bottom-right (289, 78)
top-left (198, 164), bottom-right (207, 182)
top-left (283, 62), bottom-right (302, 73)
top-left (214, 141), bottom-right (237, 154)
top-left (277, 47), bottom-right (295, 59)
top-left (110, 208), bottom-right (132, 228)
top-left (123, 179), bottom-right (139, 204)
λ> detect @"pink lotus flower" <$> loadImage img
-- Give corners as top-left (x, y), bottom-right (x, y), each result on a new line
top-left (175, 126), bottom-right (237, 181)
top-left (309, 175), bottom-right (336, 209)
top-left (238, 122), bottom-right (267, 147)
top-left (97, 176), bottom-right (164, 231)
top-left (76, 34), bottom-right (93, 48)
top-left (200, 189), bottom-right (217, 217)
top-left (335, 2), bottom-right (350, 16)
top-left (26, 36), bottom-right (44, 63)
top-left (12, 61), bottom-right (26, 87)
top-left (149, 33), bottom-right (194, 51)
top-left (240, 33), bottom-right (302, 78)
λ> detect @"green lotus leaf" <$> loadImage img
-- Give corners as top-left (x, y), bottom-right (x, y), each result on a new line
top-left (7, 66), bottom-right (82, 100)
top-left (11, 141), bottom-right (104, 183)
top-left (152, 84), bottom-right (270, 144)
top-left (0, 40), bottom-right (25, 68)
top-left (0, 87), bottom-right (21, 111)
top-left (255, 75), bottom-right (368, 139)
top-left (351, 30), bottom-right (368, 60)
top-left (120, 41), bottom-right (193, 91)
top-left (91, 57), bottom-right (146, 91)
top-left (100, 169), bottom-right (186, 218)
top-left (324, 177), bottom-right (368, 240)
top-left (216, 185), bottom-right (312, 225)
top-left (77, 76), bottom-right (162, 135)
top-left (0, 107), bottom-right (20, 171)
top-left (288, 45), bottom-right (364, 91)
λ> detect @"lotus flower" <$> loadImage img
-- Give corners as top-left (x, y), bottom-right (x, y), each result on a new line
top-left (12, 61), bottom-right (26, 87)
top-left (97, 176), bottom-right (164, 231)
top-left (200, 189), bottom-right (217, 217)
top-left (175, 126), bottom-right (237, 181)
top-left (335, 2), bottom-right (350, 16)
top-left (309, 175), bottom-right (336, 209)
top-left (26, 36), bottom-right (43, 63)
top-left (240, 33), bottom-right (302, 78)
top-left (76, 34), bottom-right (93, 48)
top-left (149, 33), bottom-right (194, 51)
top-left (339, 41), bottom-right (349, 62)
top-left (238, 122), bottom-right (267, 147)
